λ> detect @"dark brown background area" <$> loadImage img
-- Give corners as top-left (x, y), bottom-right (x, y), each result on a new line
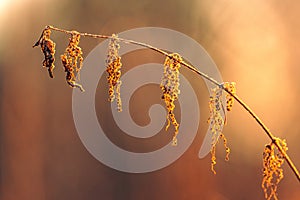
top-left (0, 0), bottom-right (300, 199)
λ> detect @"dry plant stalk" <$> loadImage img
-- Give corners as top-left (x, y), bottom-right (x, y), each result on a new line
top-left (106, 34), bottom-right (122, 112)
top-left (33, 26), bottom-right (300, 200)
top-left (61, 31), bottom-right (84, 92)
top-left (208, 85), bottom-right (231, 174)
top-left (33, 28), bottom-right (56, 78)
top-left (262, 138), bottom-right (287, 200)
top-left (160, 53), bottom-right (182, 146)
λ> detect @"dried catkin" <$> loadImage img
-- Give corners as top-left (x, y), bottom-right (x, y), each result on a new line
top-left (208, 86), bottom-right (230, 174)
top-left (33, 28), bottom-right (56, 78)
top-left (106, 34), bottom-right (122, 112)
top-left (262, 138), bottom-right (287, 200)
top-left (160, 53), bottom-right (182, 146)
top-left (61, 31), bottom-right (84, 92)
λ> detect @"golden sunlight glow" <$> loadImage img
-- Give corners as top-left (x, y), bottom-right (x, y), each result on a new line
top-left (191, 1), bottom-right (297, 163)
top-left (214, 2), bottom-right (293, 136)
top-left (0, 0), bottom-right (13, 11)
top-left (0, 0), bottom-right (17, 26)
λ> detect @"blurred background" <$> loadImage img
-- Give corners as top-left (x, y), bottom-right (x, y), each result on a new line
top-left (0, 0), bottom-right (300, 199)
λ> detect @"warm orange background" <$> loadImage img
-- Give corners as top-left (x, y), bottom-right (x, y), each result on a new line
top-left (0, 0), bottom-right (300, 199)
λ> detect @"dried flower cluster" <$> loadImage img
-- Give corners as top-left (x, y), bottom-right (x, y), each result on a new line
top-left (208, 86), bottom-right (230, 174)
top-left (61, 31), bottom-right (84, 92)
top-left (262, 138), bottom-right (287, 200)
top-left (33, 28), bottom-right (56, 78)
top-left (160, 53), bottom-right (182, 146)
top-left (106, 34), bottom-right (122, 112)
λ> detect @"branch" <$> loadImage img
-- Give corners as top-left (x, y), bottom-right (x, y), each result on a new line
top-left (38, 25), bottom-right (300, 182)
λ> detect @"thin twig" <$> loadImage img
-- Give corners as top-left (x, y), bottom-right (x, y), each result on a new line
top-left (44, 25), bottom-right (300, 182)
top-left (224, 88), bottom-right (300, 182)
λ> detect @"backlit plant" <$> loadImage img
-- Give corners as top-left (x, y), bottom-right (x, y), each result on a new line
top-left (208, 85), bottom-right (231, 174)
top-left (106, 33), bottom-right (123, 112)
top-left (160, 53), bottom-right (182, 146)
top-left (61, 30), bottom-right (84, 91)
top-left (33, 25), bottom-right (300, 200)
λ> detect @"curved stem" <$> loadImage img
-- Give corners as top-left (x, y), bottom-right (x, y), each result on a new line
top-left (225, 89), bottom-right (300, 182)
top-left (44, 25), bottom-right (300, 182)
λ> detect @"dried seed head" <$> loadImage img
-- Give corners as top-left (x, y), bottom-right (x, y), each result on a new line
top-left (223, 82), bottom-right (236, 111)
top-left (160, 53), bottom-right (182, 146)
top-left (33, 28), bottom-right (56, 78)
top-left (61, 54), bottom-right (84, 92)
top-left (262, 138), bottom-right (287, 200)
top-left (61, 31), bottom-right (84, 91)
top-left (106, 34), bottom-right (122, 112)
top-left (208, 87), bottom-right (225, 143)
top-left (208, 86), bottom-right (230, 174)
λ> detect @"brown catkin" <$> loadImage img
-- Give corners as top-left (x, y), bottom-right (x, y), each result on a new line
top-left (160, 53), bottom-right (182, 146)
top-left (33, 28), bottom-right (56, 78)
top-left (61, 31), bottom-right (84, 92)
top-left (262, 138), bottom-right (287, 200)
top-left (208, 86), bottom-right (230, 174)
top-left (106, 34), bottom-right (122, 112)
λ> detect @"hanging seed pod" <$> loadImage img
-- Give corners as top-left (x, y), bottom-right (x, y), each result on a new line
top-left (262, 138), bottom-right (287, 200)
top-left (106, 34), bottom-right (122, 112)
top-left (33, 28), bottom-right (56, 78)
top-left (61, 31), bottom-right (84, 91)
top-left (208, 86), bottom-right (230, 174)
top-left (160, 53), bottom-right (182, 146)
